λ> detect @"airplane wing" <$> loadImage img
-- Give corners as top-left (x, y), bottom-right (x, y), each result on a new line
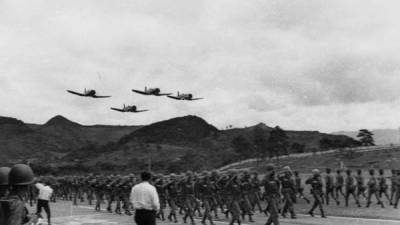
top-left (156, 93), bottom-right (173, 96)
top-left (135, 109), bottom-right (149, 113)
top-left (67, 90), bottom-right (85, 96)
top-left (189, 98), bottom-right (203, 101)
top-left (110, 107), bottom-right (124, 112)
top-left (132, 89), bottom-right (148, 95)
top-left (167, 96), bottom-right (181, 100)
top-left (93, 95), bottom-right (111, 98)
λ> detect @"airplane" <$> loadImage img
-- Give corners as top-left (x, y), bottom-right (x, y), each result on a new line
top-left (167, 92), bottom-right (203, 101)
top-left (110, 104), bottom-right (149, 113)
top-left (67, 89), bottom-right (111, 98)
top-left (132, 87), bottom-right (172, 96)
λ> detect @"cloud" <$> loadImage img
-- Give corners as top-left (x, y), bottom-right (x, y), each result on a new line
top-left (1, 0), bottom-right (400, 132)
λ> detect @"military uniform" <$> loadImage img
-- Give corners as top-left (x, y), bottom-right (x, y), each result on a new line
top-left (344, 171), bottom-right (360, 207)
top-left (263, 173), bottom-right (280, 225)
top-left (325, 169), bottom-right (338, 205)
top-left (335, 170), bottom-right (345, 200)
top-left (355, 170), bottom-right (366, 201)
top-left (306, 170), bottom-right (325, 218)
top-left (366, 170), bottom-right (383, 208)
top-left (279, 173), bottom-right (296, 219)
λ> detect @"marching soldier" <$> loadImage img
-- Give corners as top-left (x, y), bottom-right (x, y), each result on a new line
top-left (294, 171), bottom-right (310, 204)
top-left (344, 169), bottom-right (360, 207)
top-left (390, 169), bottom-right (397, 206)
top-left (181, 172), bottom-right (196, 225)
top-left (198, 172), bottom-right (215, 225)
top-left (306, 169), bottom-right (326, 218)
top-left (279, 166), bottom-right (296, 219)
top-left (325, 168), bottom-right (339, 205)
top-left (263, 164), bottom-right (280, 225)
top-left (249, 172), bottom-right (263, 213)
top-left (335, 169), bottom-right (345, 201)
top-left (393, 170), bottom-right (400, 208)
top-left (225, 171), bottom-right (242, 225)
top-left (155, 175), bottom-right (167, 221)
top-left (366, 169), bottom-right (384, 208)
top-left (355, 169), bottom-right (366, 201)
top-left (378, 169), bottom-right (391, 204)
top-left (239, 171), bottom-right (254, 222)
top-left (166, 174), bottom-right (179, 223)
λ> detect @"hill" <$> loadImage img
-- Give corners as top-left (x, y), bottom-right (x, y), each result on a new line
top-left (0, 114), bottom-right (359, 174)
top-left (0, 115), bottom-right (141, 164)
top-left (58, 115), bottom-right (358, 174)
top-left (334, 129), bottom-right (400, 145)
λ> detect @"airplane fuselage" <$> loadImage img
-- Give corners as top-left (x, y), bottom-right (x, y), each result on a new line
top-left (84, 89), bottom-right (96, 97)
top-left (146, 88), bottom-right (160, 95)
top-left (177, 93), bottom-right (193, 100)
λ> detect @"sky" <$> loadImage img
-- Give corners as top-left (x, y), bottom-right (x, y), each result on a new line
top-left (1, 0), bottom-right (400, 132)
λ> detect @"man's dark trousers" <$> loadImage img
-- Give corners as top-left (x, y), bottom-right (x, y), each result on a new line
top-left (135, 209), bottom-right (156, 225)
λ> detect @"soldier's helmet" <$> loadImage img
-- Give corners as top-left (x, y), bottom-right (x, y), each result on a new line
top-left (312, 169), bottom-right (320, 176)
top-left (202, 171), bottom-right (209, 176)
top-left (346, 169), bottom-right (351, 174)
top-left (211, 170), bottom-right (219, 177)
top-left (0, 167), bottom-right (11, 186)
top-left (8, 164), bottom-right (34, 186)
top-left (283, 166), bottom-right (292, 175)
top-left (357, 169), bottom-right (362, 174)
top-left (369, 169), bottom-right (375, 175)
top-left (265, 164), bottom-right (275, 172)
top-left (379, 169), bottom-right (384, 174)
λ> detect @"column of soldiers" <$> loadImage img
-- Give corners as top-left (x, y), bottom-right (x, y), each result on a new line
top-left (7, 166), bottom-right (400, 225)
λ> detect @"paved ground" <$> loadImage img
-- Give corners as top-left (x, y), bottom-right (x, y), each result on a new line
top-left (27, 200), bottom-right (400, 225)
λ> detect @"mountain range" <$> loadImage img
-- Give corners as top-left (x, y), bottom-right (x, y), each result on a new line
top-left (0, 115), bottom-right (358, 173)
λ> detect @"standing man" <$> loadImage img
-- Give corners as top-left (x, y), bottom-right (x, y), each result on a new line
top-left (130, 172), bottom-right (160, 225)
top-left (35, 177), bottom-right (54, 225)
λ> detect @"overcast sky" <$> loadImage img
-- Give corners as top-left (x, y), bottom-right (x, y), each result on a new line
top-left (1, 0), bottom-right (400, 132)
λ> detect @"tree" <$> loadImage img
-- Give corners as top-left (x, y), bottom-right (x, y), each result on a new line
top-left (291, 142), bottom-right (305, 153)
top-left (231, 135), bottom-right (254, 159)
top-left (357, 129), bottom-right (375, 146)
top-left (268, 126), bottom-right (289, 159)
top-left (253, 126), bottom-right (270, 159)
top-left (319, 138), bottom-right (332, 150)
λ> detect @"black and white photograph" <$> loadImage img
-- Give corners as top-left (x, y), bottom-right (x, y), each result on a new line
top-left (1, 0), bottom-right (400, 225)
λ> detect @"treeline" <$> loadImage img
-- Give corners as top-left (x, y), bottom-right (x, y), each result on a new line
top-left (231, 126), bottom-right (371, 161)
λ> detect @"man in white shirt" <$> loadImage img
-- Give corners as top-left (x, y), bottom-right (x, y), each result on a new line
top-left (35, 178), bottom-right (54, 225)
top-left (130, 171), bottom-right (160, 225)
